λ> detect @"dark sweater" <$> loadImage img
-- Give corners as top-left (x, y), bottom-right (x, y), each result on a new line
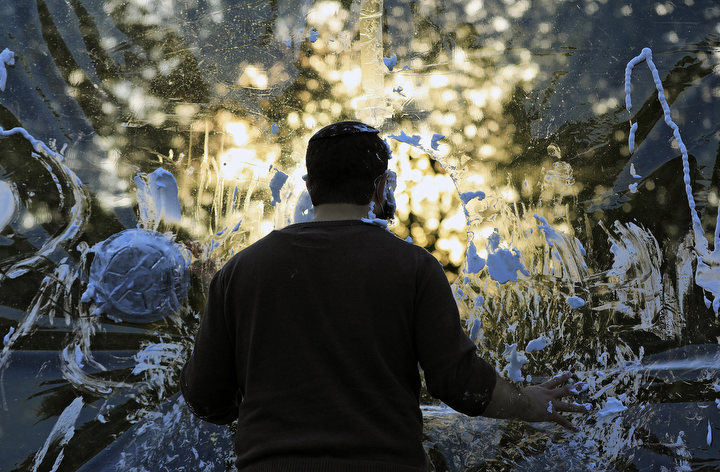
top-left (180, 219), bottom-right (497, 471)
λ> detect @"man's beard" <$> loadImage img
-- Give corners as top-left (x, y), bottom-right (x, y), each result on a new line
top-left (374, 170), bottom-right (397, 221)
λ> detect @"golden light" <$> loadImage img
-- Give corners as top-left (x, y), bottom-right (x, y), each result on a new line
top-left (237, 65), bottom-right (268, 89)
top-left (341, 68), bottom-right (362, 91)
top-left (522, 65), bottom-right (538, 81)
top-left (442, 209), bottom-right (467, 232)
top-left (429, 73), bottom-right (450, 88)
top-left (437, 236), bottom-right (466, 266)
top-left (467, 89), bottom-right (487, 107)
top-left (226, 122), bottom-right (250, 146)
top-left (219, 148), bottom-right (269, 181)
top-left (501, 187), bottom-right (519, 202)
top-left (304, 114), bottom-right (318, 129)
top-left (479, 144), bottom-right (495, 157)
top-left (287, 112), bottom-right (300, 128)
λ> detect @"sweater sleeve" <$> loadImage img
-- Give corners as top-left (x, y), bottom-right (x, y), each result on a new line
top-left (413, 254), bottom-right (497, 416)
top-left (180, 269), bottom-right (239, 425)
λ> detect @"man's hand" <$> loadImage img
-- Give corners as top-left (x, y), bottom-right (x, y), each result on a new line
top-left (482, 371), bottom-right (590, 432)
top-left (518, 372), bottom-right (590, 432)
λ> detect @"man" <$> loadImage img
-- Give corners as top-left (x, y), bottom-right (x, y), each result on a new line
top-left (180, 121), bottom-right (588, 471)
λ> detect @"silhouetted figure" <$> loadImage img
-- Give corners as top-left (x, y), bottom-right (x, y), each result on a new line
top-left (180, 121), bottom-right (587, 471)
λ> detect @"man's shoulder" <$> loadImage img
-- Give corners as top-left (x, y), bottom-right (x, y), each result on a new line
top-left (217, 230), bottom-right (283, 273)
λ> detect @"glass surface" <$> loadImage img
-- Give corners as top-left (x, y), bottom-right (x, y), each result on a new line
top-left (1, 1), bottom-right (719, 470)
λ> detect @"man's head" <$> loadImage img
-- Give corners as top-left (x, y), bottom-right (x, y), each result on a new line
top-left (304, 121), bottom-right (391, 208)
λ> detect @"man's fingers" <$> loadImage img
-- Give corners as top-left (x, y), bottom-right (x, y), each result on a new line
top-left (550, 413), bottom-right (579, 432)
top-left (554, 382), bottom-right (584, 397)
top-left (551, 400), bottom-right (591, 414)
top-left (541, 372), bottom-right (572, 389)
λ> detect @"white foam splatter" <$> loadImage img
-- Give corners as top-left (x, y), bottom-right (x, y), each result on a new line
top-left (460, 190), bottom-right (485, 205)
top-left (307, 27), bottom-right (319, 42)
top-left (502, 343), bottom-right (528, 382)
top-left (628, 183), bottom-right (638, 193)
top-left (0, 48), bottom-right (14, 92)
top-left (361, 201), bottom-right (389, 229)
top-left (269, 169), bottom-right (288, 206)
top-left (630, 163), bottom-right (641, 178)
top-left (486, 245), bottom-right (529, 284)
top-left (567, 296), bottom-right (586, 309)
top-left (465, 240), bottom-right (486, 274)
top-left (547, 401), bottom-right (553, 413)
top-left (383, 54), bottom-right (397, 71)
top-left (135, 168), bottom-right (182, 227)
top-left (389, 130), bottom-right (421, 146)
top-left (628, 122), bottom-right (638, 154)
top-left (708, 420), bottom-right (712, 446)
top-left (148, 168), bottom-right (181, 224)
top-left (132, 343), bottom-right (184, 376)
top-left (73, 343), bottom-right (84, 368)
top-left (0, 179), bottom-right (16, 231)
top-left (2, 326), bottom-right (14, 345)
top-left (597, 397), bottom-right (627, 417)
top-left (469, 318), bottom-right (482, 342)
top-left (526, 336), bottom-right (548, 353)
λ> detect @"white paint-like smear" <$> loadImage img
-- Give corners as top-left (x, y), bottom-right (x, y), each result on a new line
top-left (0, 179), bottom-right (17, 230)
top-left (31, 396), bottom-right (84, 472)
top-left (135, 167), bottom-right (182, 227)
top-left (625, 47), bottom-right (720, 312)
top-left (148, 168), bottom-right (181, 224)
top-left (0, 126), bottom-right (65, 162)
top-left (0, 126), bottom-right (87, 281)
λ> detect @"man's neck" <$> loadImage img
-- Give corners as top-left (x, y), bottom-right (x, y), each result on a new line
top-left (311, 203), bottom-right (371, 222)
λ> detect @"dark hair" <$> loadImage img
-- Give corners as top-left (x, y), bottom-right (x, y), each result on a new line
top-left (305, 121), bottom-right (390, 206)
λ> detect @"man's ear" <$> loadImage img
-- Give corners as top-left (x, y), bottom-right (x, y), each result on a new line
top-left (374, 174), bottom-right (387, 205)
